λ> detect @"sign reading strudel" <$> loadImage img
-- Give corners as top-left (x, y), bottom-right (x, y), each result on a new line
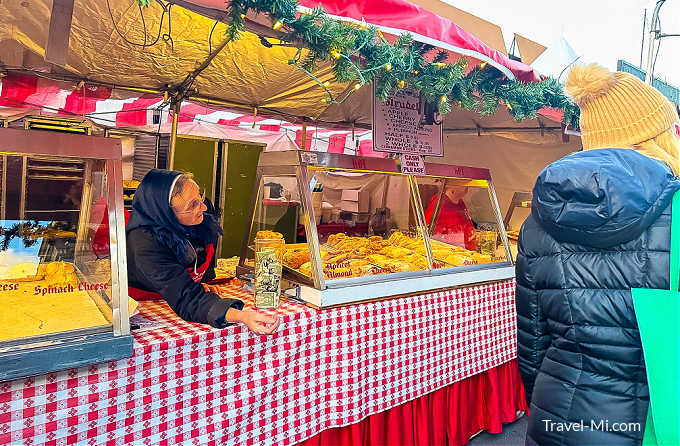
top-left (373, 86), bottom-right (443, 157)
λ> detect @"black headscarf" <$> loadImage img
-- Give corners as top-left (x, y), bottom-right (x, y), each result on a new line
top-left (126, 169), bottom-right (222, 265)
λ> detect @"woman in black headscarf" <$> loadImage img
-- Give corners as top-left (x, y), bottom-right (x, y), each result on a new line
top-left (126, 169), bottom-right (279, 335)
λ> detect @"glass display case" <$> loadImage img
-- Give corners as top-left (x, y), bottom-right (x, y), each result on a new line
top-left (0, 128), bottom-right (133, 381)
top-left (238, 151), bottom-right (515, 308)
top-left (502, 191), bottom-right (532, 259)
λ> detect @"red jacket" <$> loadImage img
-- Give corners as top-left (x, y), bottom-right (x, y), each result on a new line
top-left (424, 195), bottom-right (477, 251)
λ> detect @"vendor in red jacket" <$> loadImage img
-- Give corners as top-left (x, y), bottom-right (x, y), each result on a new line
top-left (424, 184), bottom-right (477, 251)
top-left (126, 169), bottom-right (279, 335)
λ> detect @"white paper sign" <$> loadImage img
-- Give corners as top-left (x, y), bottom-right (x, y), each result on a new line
top-left (300, 151), bottom-right (318, 164)
top-left (373, 86), bottom-right (443, 156)
top-left (400, 154), bottom-right (426, 176)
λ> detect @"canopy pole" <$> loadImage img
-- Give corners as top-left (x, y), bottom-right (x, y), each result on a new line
top-left (646, 0), bottom-right (665, 84)
top-left (301, 122), bottom-right (307, 150)
top-left (168, 100), bottom-right (180, 170)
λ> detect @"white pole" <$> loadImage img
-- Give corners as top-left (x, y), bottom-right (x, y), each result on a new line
top-left (646, 0), bottom-right (665, 85)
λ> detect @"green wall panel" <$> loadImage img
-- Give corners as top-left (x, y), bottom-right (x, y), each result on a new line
top-left (172, 137), bottom-right (216, 199)
top-left (222, 143), bottom-right (263, 257)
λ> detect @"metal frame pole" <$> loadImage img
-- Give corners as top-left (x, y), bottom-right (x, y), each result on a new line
top-left (646, 0), bottom-right (665, 85)
top-left (168, 100), bottom-right (180, 170)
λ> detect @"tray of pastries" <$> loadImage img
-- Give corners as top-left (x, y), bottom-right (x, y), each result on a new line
top-left (279, 230), bottom-right (497, 283)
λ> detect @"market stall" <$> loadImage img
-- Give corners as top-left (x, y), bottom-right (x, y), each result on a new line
top-left (0, 0), bottom-right (571, 443)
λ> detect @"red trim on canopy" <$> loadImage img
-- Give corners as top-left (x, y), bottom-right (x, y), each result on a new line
top-left (296, 0), bottom-right (538, 81)
top-left (181, 0), bottom-right (538, 81)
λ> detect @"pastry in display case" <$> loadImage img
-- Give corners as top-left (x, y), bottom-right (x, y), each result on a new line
top-left (238, 151), bottom-right (514, 308)
top-left (0, 128), bottom-right (133, 381)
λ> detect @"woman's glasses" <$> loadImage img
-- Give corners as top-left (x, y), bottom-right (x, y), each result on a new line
top-left (174, 189), bottom-right (206, 214)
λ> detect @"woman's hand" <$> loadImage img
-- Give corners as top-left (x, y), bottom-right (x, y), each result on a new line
top-left (226, 308), bottom-right (280, 335)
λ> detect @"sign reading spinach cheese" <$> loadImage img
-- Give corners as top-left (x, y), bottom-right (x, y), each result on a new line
top-left (372, 86), bottom-right (444, 157)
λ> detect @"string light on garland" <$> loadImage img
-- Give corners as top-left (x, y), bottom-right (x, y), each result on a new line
top-left (323, 80), bottom-right (331, 87)
top-left (440, 95), bottom-right (447, 103)
top-left (136, 0), bottom-right (581, 128)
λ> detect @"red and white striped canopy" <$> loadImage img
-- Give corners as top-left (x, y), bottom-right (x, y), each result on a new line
top-left (0, 72), bottom-right (381, 156)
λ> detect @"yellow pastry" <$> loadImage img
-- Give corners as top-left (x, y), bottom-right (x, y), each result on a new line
top-left (256, 230), bottom-right (283, 240)
top-left (298, 261), bottom-right (312, 277)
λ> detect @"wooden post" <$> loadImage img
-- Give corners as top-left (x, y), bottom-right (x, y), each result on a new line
top-left (46, 0), bottom-right (75, 66)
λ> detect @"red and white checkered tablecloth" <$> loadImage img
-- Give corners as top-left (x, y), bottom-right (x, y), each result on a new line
top-left (0, 279), bottom-right (518, 446)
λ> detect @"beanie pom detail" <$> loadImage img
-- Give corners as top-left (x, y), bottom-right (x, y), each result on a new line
top-left (566, 64), bottom-right (617, 106)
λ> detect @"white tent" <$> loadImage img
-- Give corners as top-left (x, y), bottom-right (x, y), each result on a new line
top-left (531, 36), bottom-right (581, 82)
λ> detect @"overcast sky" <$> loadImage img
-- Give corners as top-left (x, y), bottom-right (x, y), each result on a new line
top-left (444, 0), bottom-right (680, 87)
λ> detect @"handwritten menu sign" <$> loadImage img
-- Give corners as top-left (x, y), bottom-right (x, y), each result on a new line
top-left (373, 87), bottom-right (443, 157)
top-left (400, 154), bottom-right (425, 175)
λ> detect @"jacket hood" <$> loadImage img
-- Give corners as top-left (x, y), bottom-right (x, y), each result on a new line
top-left (532, 149), bottom-right (680, 248)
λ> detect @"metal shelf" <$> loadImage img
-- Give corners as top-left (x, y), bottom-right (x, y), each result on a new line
top-left (27, 175), bottom-right (82, 181)
top-left (28, 166), bottom-right (84, 173)
top-left (26, 209), bottom-right (80, 213)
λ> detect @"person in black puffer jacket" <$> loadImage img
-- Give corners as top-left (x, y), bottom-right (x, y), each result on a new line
top-left (517, 64), bottom-right (680, 446)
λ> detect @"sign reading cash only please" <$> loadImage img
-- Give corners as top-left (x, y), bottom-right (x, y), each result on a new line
top-left (399, 153), bottom-right (426, 176)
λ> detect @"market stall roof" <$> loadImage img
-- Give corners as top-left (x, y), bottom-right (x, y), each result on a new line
top-left (0, 106), bottom-right (39, 124)
top-left (0, 0), bottom-right (538, 129)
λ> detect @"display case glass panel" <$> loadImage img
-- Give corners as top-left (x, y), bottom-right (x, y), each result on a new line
top-left (416, 173), bottom-right (511, 269)
top-left (301, 167), bottom-right (429, 281)
top-left (0, 128), bottom-right (132, 381)
top-left (0, 156), bottom-right (117, 341)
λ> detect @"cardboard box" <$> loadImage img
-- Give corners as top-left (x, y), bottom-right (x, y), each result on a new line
top-left (340, 199), bottom-right (370, 214)
top-left (340, 189), bottom-right (369, 213)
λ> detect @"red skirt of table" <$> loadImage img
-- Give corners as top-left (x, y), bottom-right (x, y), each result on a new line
top-left (0, 279), bottom-right (524, 445)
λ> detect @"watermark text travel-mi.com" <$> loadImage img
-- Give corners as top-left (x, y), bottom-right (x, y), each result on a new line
top-left (542, 419), bottom-right (642, 433)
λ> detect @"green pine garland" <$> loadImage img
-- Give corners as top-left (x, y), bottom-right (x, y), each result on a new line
top-left (137, 0), bottom-right (580, 127)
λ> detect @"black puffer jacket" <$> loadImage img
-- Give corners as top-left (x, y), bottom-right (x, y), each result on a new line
top-left (517, 149), bottom-right (680, 446)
